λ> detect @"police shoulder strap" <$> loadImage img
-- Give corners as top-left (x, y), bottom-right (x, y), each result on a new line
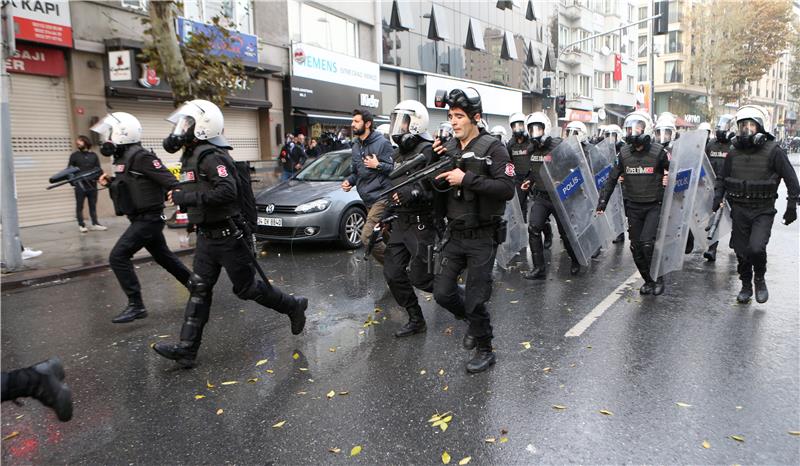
top-left (125, 146), bottom-right (156, 177)
top-left (469, 133), bottom-right (499, 158)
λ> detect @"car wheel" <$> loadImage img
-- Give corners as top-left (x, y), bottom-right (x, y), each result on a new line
top-left (339, 206), bottom-right (366, 249)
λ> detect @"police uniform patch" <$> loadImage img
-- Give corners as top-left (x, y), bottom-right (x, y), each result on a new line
top-left (181, 171), bottom-right (196, 182)
top-left (505, 163), bottom-right (515, 177)
top-left (216, 165), bottom-right (229, 177)
top-left (114, 164), bottom-right (125, 173)
top-left (152, 159), bottom-right (163, 169)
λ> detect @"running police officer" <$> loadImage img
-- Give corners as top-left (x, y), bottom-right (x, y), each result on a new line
top-left (702, 114), bottom-right (734, 262)
top-left (521, 112), bottom-right (581, 279)
top-left (384, 100), bottom-right (437, 337)
top-left (431, 88), bottom-right (515, 373)
top-left (506, 113), bottom-right (532, 221)
top-left (153, 99), bottom-right (308, 367)
top-left (91, 112), bottom-right (191, 323)
top-left (714, 105), bottom-right (800, 304)
top-left (597, 111), bottom-right (670, 295)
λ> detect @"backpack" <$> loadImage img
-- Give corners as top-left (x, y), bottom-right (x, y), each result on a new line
top-left (197, 146), bottom-right (259, 229)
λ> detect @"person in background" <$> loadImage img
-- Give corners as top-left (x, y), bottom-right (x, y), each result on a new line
top-left (292, 134), bottom-right (308, 172)
top-left (69, 135), bottom-right (106, 233)
top-left (279, 133), bottom-right (295, 181)
top-left (306, 138), bottom-right (320, 162)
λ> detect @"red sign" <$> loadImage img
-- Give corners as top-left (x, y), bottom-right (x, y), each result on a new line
top-left (566, 109), bottom-right (593, 122)
top-left (8, 0), bottom-right (73, 48)
top-left (5, 44), bottom-right (66, 77)
top-left (13, 16), bottom-right (72, 47)
top-left (613, 54), bottom-right (622, 81)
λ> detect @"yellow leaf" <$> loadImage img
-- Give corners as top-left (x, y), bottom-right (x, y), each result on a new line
top-left (329, 347), bottom-right (337, 352)
top-left (350, 445), bottom-right (362, 456)
top-left (506, 288), bottom-right (515, 291)
top-left (702, 440), bottom-right (711, 449)
top-left (730, 435), bottom-right (744, 442)
top-left (339, 391), bottom-right (350, 395)
top-left (510, 300), bottom-right (519, 304)
top-left (428, 413), bottom-right (442, 423)
top-left (326, 390), bottom-right (336, 399)
top-left (247, 378), bottom-right (258, 383)
top-left (789, 431), bottom-right (800, 436)
top-left (265, 369), bottom-right (274, 374)
top-left (443, 385), bottom-right (449, 391)
top-left (206, 381), bottom-right (215, 388)
top-left (438, 369), bottom-right (445, 376)
top-left (499, 437), bottom-right (508, 443)
top-left (358, 330), bottom-right (366, 335)
top-left (299, 368), bottom-right (309, 371)
top-left (272, 420), bottom-right (286, 428)
top-left (255, 359), bottom-right (268, 366)
top-left (14, 415), bottom-right (23, 420)
top-left (221, 381), bottom-right (238, 386)
top-left (420, 370), bottom-right (427, 375)
top-left (735, 406), bottom-right (743, 410)
top-left (485, 437), bottom-right (496, 443)
top-left (216, 409), bottom-right (224, 415)
top-left (292, 352), bottom-right (300, 360)
top-left (521, 341), bottom-right (532, 350)
top-left (329, 447), bottom-right (341, 454)
top-left (676, 402), bottom-right (692, 408)
top-left (599, 409), bottom-right (613, 416)
top-left (194, 395), bottom-right (206, 400)
top-left (157, 334), bottom-right (170, 338)
top-left (149, 342), bottom-right (156, 349)
top-left (442, 451), bottom-right (451, 464)
top-left (552, 405), bottom-right (567, 410)
top-left (296, 391), bottom-right (307, 395)
top-left (2, 432), bottom-right (19, 441)
top-left (543, 367), bottom-right (552, 373)
top-left (458, 457), bottom-right (472, 465)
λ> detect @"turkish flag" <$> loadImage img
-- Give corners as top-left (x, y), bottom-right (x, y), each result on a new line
top-left (613, 54), bottom-right (622, 81)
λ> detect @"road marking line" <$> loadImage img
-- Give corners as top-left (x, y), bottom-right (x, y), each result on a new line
top-left (565, 271), bottom-right (640, 338)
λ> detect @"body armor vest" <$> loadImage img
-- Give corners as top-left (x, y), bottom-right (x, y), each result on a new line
top-left (179, 143), bottom-right (241, 225)
top-left (445, 133), bottom-right (505, 227)
top-left (724, 140), bottom-right (779, 203)
top-left (392, 140), bottom-right (434, 214)
top-left (507, 138), bottom-right (530, 178)
top-left (705, 140), bottom-right (729, 176)
top-left (109, 144), bottom-right (166, 216)
top-left (619, 142), bottom-right (664, 203)
top-left (528, 137), bottom-right (562, 192)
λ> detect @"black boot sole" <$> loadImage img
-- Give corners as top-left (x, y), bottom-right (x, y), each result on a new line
top-left (703, 252), bottom-right (716, 262)
top-left (394, 324), bottom-right (427, 338)
top-left (111, 310), bottom-right (148, 324)
top-left (289, 297), bottom-right (308, 335)
top-left (152, 344), bottom-right (197, 368)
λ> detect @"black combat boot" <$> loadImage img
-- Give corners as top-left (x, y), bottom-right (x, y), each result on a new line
top-left (3, 358), bottom-right (72, 422)
top-left (543, 221), bottom-right (553, 249)
top-left (153, 299), bottom-right (209, 368)
top-left (703, 242), bottom-right (718, 262)
top-left (111, 302), bottom-right (148, 324)
top-left (736, 255), bottom-right (753, 303)
top-left (754, 275), bottom-right (769, 304)
top-left (466, 339), bottom-right (496, 374)
top-left (523, 252), bottom-right (547, 280)
top-left (651, 276), bottom-right (665, 296)
top-left (737, 281), bottom-right (753, 303)
top-left (462, 334), bottom-right (477, 350)
top-left (253, 282), bottom-right (308, 335)
top-left (395, 304), bottom-right (426, 337)
top-left (287, 296), bottom-right (308, 335)
top-left (591, 247), bottom-right (602, 259)
top-left (612, 232), bottom-right (625, 244)
top-left (570, 258), bottom-right (581, 275)
top-left (632, 241), bottom-right (655, 294)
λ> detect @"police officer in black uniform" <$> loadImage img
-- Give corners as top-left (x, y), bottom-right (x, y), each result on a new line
top-left (714, 105), bottom-right (799, 304)
top-left (597, 111), bottom-right (669, 295)
top-left (520, 112), bottom-right (581, 279)
top-left (152, 100), bottom-right (307, 368)
top-left (508, 113), bottom-right (553, 243)
top-left (384, 100), bottom-right (437, 337)
top-left (91, 112), bottom-right (191, 323)
top-left (431, 88), bottom-right (515, 373)
top-left (702, 115), bottom-right (734, 261)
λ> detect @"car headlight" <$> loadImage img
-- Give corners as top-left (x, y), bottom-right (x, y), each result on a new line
top-left (295, 198), bottom-right (331, 214)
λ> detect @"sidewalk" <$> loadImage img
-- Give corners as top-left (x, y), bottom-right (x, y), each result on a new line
top-left (1, 208), bottom-right (195, 290)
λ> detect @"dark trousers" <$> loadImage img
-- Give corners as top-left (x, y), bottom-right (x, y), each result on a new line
top-left (730, 203), bottom-right (776, 278)
top-left (75, 187), bottom-right (98, 226)
top-left (528, 192), bottom-right (577, 260)
top-left (383, 220), bottom-right (436, 309)
top-left (515, 178), bottom-right (529, 222)
top-left (109, 216), bottom-right (191, 304)
top-left (624, 201), bottom-right (661, 282)
top-left (433, 235), bottom-right (497, 342)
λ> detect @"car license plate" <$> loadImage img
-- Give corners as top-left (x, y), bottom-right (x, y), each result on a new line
top-left (257, 217), bottom-right (282, 227)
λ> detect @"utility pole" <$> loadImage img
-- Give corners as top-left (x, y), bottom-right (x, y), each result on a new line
top-left (1, 3), bottom-right (23, 271)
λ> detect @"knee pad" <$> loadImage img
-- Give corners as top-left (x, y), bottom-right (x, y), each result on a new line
top-left (187, 273), bottom-right (211, 299)
top-left (528, 224), bottom-right (543, 236)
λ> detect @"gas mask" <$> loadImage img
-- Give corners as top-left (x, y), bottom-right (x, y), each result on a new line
top-left (732, 120), bottom-right (766, 149)
top-left (163, 115), bottom-right (196, 154)
top-left (528, 123), bottom-right (546, 147)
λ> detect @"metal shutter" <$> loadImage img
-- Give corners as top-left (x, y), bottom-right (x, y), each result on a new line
top-left (9, 74), bottom-right (74, 227)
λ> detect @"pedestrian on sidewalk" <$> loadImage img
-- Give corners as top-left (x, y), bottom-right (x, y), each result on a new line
top-left (68, 135), bottom-right (106, 233)
top-left (91, 112), bottom-right (191, 324)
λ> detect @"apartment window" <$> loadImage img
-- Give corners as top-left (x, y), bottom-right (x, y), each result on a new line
top-left (182, 0), bottom-right (254, 34)
top-left (638, 6), bottom-right (647, 29)
top-left (779, 84), bottom-right (784, 100)
top-left (638, 64), bottom-right (647, 82)
top-left (287, 0), bottom-right (358, 57)
top-left (580, 75), bottom-right (591, 97)
top-left (664, 60), bottom-right (682, 83)
top-left (580, 29), bottom-right (592, 53)
top-left (121, 0), bottom-right (146, 9)
top-left (628, 40), bottom-right (635, 58)
top-left (667, 31), bottom-right (682, 53)
top-left (559, 25), bottom-right (570, 49)
top-left (627, 75), bottom-right (634, 92)
top-left (668, 0), bottom-right (682, 23)
top-left (628, 4), bottom-right (635, 22)
top-left (779, 62), bottom-right (784, 79)
top-left (638, 35), bottom-right (647, 58)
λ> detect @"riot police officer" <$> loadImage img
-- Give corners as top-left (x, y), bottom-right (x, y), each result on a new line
top-left (431, 88), bottom-right (515, 373)
top-left (384, 100), bottom-right (437, 337)
top-left (654, 112), bottom-right (678, 150)
top-left (506, 113), bottom-right (530, 219)
top-left (714, 105), bottom-right (799, 304)
top-left (521, 112), bottom-right (581, 279)
top-left (702, 115), bottom-right (734, 261)
top-left (153, 100), bottom-right (308, 367)
top-left (91, 112), bottom-right (191, 323)
top-left (597, 111), bottom-right (670, 295)
top-left (603, 124), bottom-right (626, 244)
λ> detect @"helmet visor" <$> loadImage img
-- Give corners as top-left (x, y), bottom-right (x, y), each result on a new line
top-left (169, 115), bottom-right (196, 138)
top-left (738, 120), bottom-right (759, 138)
top-left (90, 120), bottom-right (113, 142)
top-left (528, 123), bottom-right (545, 138)
top-left (624, 118), bottom-right (647, 136)
top-left (510, 122), bottom-right (525, 134)
top-left (655, 128), bottom-right (673, 144)
top-left (389, 111), bottom-right (412, 137)
top-left (716, 116), bottom-right (733, 131)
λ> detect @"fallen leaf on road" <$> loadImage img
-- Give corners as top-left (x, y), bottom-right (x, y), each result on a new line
top-left (702, 440), bottom-right (711, 449)
top-left (599, 410), bottom-right (613, 416)
top-left (339, 391), bottom-right (350, 395)
top-left (329, 447), bottom-right (341, 454)
top-left (458, 457), bottom-right (472, 465)
top-left (676, 402), bottom-right (692, 408)
top-left (14, 415), bottom-right (23, 420)
top-left (500, 428), bottom-right (508, 435)
top-left (520, 341), bottom-right (532, 350)
top-left (329, 347), bottom-right (337, 352)
top-left (736, 406), bottom-right (743, 410)
top-left (438, 369), bottom-right (445, 376)
top-left (292, 353), bottom-right (300, 360)
top-left (499, 437), bottom-right (509, 443)
top-left (265, 369), bottom-right (274, 374)
top-left (272, 420), bottom-right (286, 428)
top-left (216, 409), bottom-right (224, 415)
top-left (2, 432), bottom-right (19, 441)
top-left (543, 367), bottom-right (552, 373)
top-left (440, 423), bottom-right (449, 432)
top-left (206, 381), bottom-right (215, 389)
top-left (247, 378), bottom-right (258, 383)
top-left (350, 445), bottom-right (362, 456)
top-left (442, 451), bottom-right (451, 464)
top-left (299, 368), bottom-right (309, 371)
top-left (443, 327), bottom-right (454, 335)
top-left (729, 435), bottom-right (745, 442)
top-left (326, 390), bottom-right (336, 399)
top-left (157, 335), bottom-right (170, 338)
top-left (194, 395), bottom-right (206, 400)
top-left (221, 381), bottom-right (238, 386)
top-left (149, 343), bottom-right (155, 349)
top-left (443, 385), bottom-right (449, 391)
top-left (485, 437), bottom-right (496, 443)
top-left (506, 288), bottom-right (515, 291)
top-left (420, 370), bottom-right (427, 375)
top-left (255, 359), bottom-right (268, 366)
top-left (510, 300), bottom-right (519, 304)
top-left (296, 391), bottom-right (307, 395)
top-left (789, 431), bottom-right (800, 436)
top-left (552, 405), bottom-right (567, 410)
top-left (358, 331), bottom-right (365, 335)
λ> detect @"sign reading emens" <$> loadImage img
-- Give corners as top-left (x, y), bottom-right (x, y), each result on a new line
top-left (5, 42), bottom-right (66, 76)
top-left (291, 43), bottom-right (379, 91)
top-left (176, 17), bottom-right (258, 64)
top-left (6, 0), bottom-right (72, 48)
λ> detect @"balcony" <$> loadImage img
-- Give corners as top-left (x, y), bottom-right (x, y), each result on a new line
top-left (562, 0), bottom-right (584, 21)
top-left (559, 50), bottom-right (584, 67)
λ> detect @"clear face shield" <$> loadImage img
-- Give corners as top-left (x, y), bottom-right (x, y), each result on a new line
top-left (389, 111), bottom-right (411, 137)
top-left (737, 119), bottom-right (759, 138)
top-left (624, 119), bottom-right (646, 137)
top-left (604, 131), bottom-right (618, 143)
top-left (510, 121), bottom-right (525, 135)
top-left (90, 120), bottom-right (113, 143)
top-left (528, 122), bottom-right (545, 139)
top-left (566, 128), bottom-right (583, 139)
top-left (655, 128), bottom-right (673, 144)
top-left (163, 112), bottom-right (196, 154)
top-left (716, 116), bottom-right (733, 132)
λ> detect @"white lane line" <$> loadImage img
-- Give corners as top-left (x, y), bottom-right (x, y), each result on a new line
top-left (565, 271), bottom-right (640, 338)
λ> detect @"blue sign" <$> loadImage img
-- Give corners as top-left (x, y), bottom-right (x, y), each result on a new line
top-left (594, 164), bottom-right (612, 191)
top-left (674, 168), bottom-right (692, 193)
top-left (558, 168), bottom-right (585, 201)
top-left (700, 165), bottom-right (706, 179)
top-left (176, 17), bottom-right (258, 64)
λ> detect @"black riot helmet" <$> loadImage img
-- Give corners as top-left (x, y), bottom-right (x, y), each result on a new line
top-left (440, 88), bottom-right (483, 124)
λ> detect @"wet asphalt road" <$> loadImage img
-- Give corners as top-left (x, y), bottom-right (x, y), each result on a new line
top-left (2, 197), bottom-right (799, 464)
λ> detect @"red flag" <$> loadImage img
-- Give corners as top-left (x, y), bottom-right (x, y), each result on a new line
top-left (613, 54), bottom-right (622, 81)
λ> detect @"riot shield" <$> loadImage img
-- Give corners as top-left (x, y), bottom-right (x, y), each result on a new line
top-left (540, 136), bottom-right (614, 266)
top-left (650, 130), bottom-right (705, 278)
top-left (688, 155), bottom-right (732, 251)
top-left (586, 139), bottom-right (627, 238)
top-left (495, 190), bottom-right (528, 270)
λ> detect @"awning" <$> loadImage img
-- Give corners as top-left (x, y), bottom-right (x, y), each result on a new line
top-left (293, 110), bottom-right (389, 125)
top-left (603, 107), bottom-right (628, 120)
top-left (675, 117), bottom-right (696, 128)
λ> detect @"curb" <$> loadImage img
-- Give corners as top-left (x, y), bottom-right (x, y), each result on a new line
top-left (1, 248), bottom-right (195, 292)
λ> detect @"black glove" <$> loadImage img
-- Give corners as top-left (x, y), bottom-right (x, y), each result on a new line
top-left (784, 207), bottom-right (797, 226)
top-left (712, 197), bottom-right (723, 212)
top-left (596, 200), bottom-right (607, 213)
top-left (171, 189), bottom-right (192, 207)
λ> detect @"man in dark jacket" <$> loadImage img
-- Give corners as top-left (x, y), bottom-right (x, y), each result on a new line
top-left (341, 109), bottom-right (394, 263)
top-left (291, 134), bottom-right (308, 171)
top-left (68, 135), bottom-right (105, 232)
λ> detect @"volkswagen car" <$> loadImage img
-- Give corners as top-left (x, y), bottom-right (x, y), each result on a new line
top-left (254, 149), bottom-right (366, 248)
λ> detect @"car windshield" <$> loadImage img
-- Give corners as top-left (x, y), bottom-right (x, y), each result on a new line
top-left (294, 151), bottom-right (352, 181)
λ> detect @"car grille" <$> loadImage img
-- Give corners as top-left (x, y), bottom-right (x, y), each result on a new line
top-left (257, 204), bottom-right (296, 215)
top-left (255, 225), bottom-right (307, 238)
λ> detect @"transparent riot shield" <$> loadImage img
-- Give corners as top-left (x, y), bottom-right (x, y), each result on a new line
top-left (541, 136), bottom-right (614, 266)
top-left (586, 139), bottom-right (627, 238)
top-left (495, 190), bottom-right (529, 270)
top-left (689, 155), bottom-right (732, 251)
top-left (650, 130), bottom-right (706, 278)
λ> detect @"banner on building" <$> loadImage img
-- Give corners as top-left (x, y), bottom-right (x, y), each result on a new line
top-left (7, 0), bottom-right (72, 47)
top-left (5, 43), bottom-right (66, 77)
top-left (613, 54), bottom-right (622, 81)
top-left (291, 42), bottom-right (380, 91)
